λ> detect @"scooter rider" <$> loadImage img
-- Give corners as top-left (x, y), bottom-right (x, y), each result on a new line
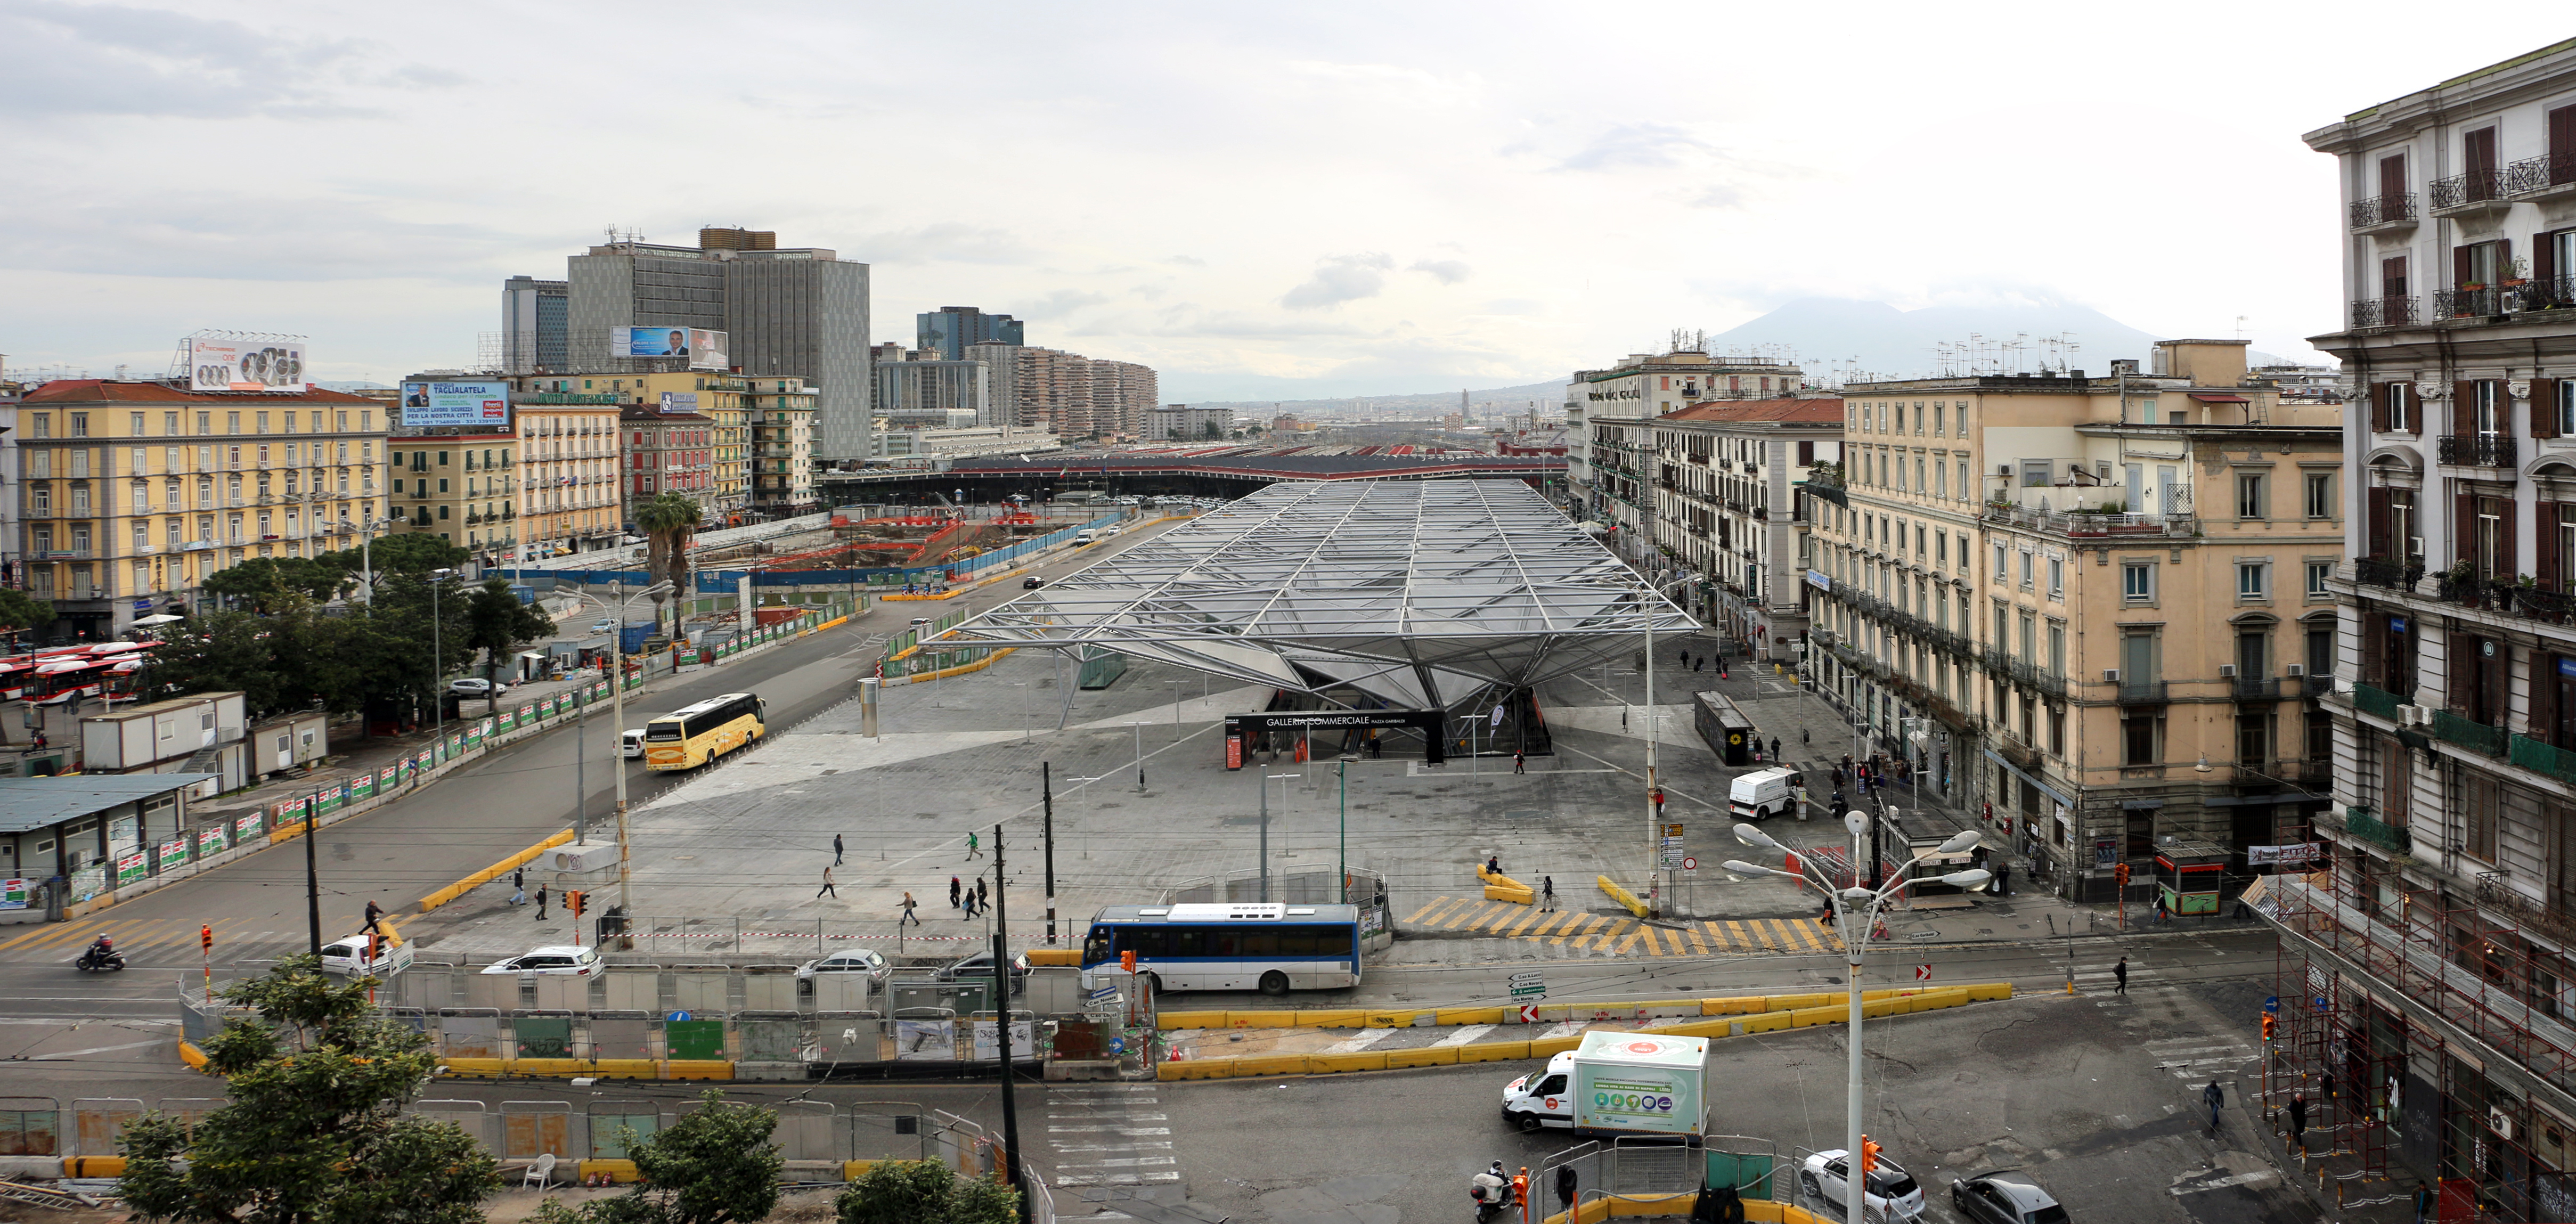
top-left (79, 933), bottom-right (118, 968)
top-left (1470, 1160), bottom-right (1513, 1222)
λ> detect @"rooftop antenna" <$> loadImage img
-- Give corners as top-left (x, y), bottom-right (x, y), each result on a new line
top-left (2235, 315), bottom-right (2249, 341)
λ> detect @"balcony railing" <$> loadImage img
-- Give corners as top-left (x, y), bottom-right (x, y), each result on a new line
top-left (2433, 287), bottom-right (2502, 319)
top-left (2353, 556), bottom-right (2423, 591)
top-left (2510, 735), bottom-right (2576, 786)
top-left (2351, 683), bottom-right (2403, 720)
top-left (2430, 168), bottom-right (2507, 210)
top-left (2507, 151), bottom-right (2576, 195)
top-left (2115, 680), bottom-right (2167, 705)
top-left (2231, 675), bottom-right (2281, 700)
top-left (2349, 192), bottom-right (2418, 228)
top-left (2342, 805), bottom-right (2412, 854)
top-left (2433, 708), bottom-right (2508, 757)
top-left (2435, 433), bottom-right (2517, 467)
top-left (2349, 296), bottom-right (2420, 329)
top-left (2302, 674), bottom-right (2336, 699)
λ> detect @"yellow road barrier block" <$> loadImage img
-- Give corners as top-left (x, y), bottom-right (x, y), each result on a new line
top-left (440, 1057), bottom-right (507, 1078)
top-left (1384, 1046), bottom-right (1460, 1069)
top-left (1595, 875), bottom-right (1649, 918)
top-left (1157, 1058), bottom-right (1235, 1081)
top-left (1302, 1051), bottom-right (1390, 1074)
top-left (661, 1060), bottom-right (733, 1080)
top-left (1228, 1055), bottom-right (1307, 1078)
top-left (1294, 1010), bottom-right (1367, 1029)
top-left (1454, 1040), bottom-right (1529, 1064)
top-left (580, 1160), bottom-right (642, 1184)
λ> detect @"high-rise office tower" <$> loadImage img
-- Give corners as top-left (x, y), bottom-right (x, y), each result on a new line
top-left (501, 275), bottom-right (568, 374)
top-left (917, 307), bottom-right (1025, 361)
top-left (559, 227), bottom-right (873, 462)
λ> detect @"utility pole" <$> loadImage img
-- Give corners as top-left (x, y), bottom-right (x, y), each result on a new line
top-left (1644, 582), bottom-right (1659, 918)
top-left (574, 685), bottom-right (588, 845)
top-left (991, 823), bottom-right (1029, 1222)
top-left (1041, 762), bottom-right (1057, 944)
top-left (304, 787), bottom-right (322, 957)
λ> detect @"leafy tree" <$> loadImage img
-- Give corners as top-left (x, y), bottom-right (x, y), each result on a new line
top-left (120, 956), bottom-right (500, 1224)
top-left (0, 589), bottom-right (52, 636)
top-left (203, 558), bottom-right (352, 613)
top-left (533, 1091), bottom-right (780, 1224)
top-left (146, 611), bottom-right (294, 713)
top-left (464, 578), bottom-right (555, 710)
top-left (634, 493), bottom-right (703, 636)
top-left (316, 534), bottom-right (469, 584)
top-left (835, 1161), bottom-right (1017, 1224)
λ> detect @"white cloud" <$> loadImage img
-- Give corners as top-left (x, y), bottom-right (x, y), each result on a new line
top-left (1281, 252), bottom-right (1395, 311)
top-left (1408, 259), bottom-right (1472, 285)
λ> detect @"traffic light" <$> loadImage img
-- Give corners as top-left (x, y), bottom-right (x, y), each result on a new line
top-left (1120, 950), bottom-right (1138, 974)
top-left (567, 890), bottom-right (587, 919)
top-left (1860, 1137), bottom-right (1881, 1174)
top-left (2261, 1014), bottom-right (2277, 1042)
top-left (199, 924), bottom-right (212, 953)
top-left (2114, 862), bottom-right (2131, 889)
top-left (366, 931), bottom-right (381, 964)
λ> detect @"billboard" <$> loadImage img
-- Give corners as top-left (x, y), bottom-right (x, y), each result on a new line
top-left (617, 326), bottom-right (728, 371)
top-left (400, 380), bottom-right (512, 427)
top-left (658, 391), bottom-right (699, 414)
top-left (188, 338), bottom-right (307, 393)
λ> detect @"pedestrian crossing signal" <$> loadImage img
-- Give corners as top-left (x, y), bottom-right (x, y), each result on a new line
top-left (567, 890), bottom-right (586, 918)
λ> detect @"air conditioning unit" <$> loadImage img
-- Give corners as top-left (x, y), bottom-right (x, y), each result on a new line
top-left (2492, 1107), bottom-right (2518, 1142)
top-left (2396, 704), bottom-right (2428, 726)
top-left (2219, 664), bottom-right (2238, 678)
top-left (2104, 668), bottom-right (2121, 682)
top-left (2287, 664), bottom-right (2305, 676)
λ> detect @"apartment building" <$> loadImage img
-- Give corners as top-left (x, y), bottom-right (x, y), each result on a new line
top-left (2288, 39), bottom-right (2576, 1205)
top-left (1807, 342), bottom-right (2342, 862)
top-left (972, 344), bottom-right (1158, 439)
top-left (1147, 405), bottom-right (1234, 442)
top-left (1569, 350), bottom-right (1805, 561)
top-left (17, 381), bottom-right (385, 637)
top-left (916, 306), bottom-right (1023, 360)
top-left (386, 432), bottom-right (517, 557)
top-left (494, 395), bottom-right (624, 560)
top-left (1648, 398), bottom-right (1843, 649)
top-left (745, 379), bottom-right (817, 515)
top-left (619, 406), bottom-right (715, 519)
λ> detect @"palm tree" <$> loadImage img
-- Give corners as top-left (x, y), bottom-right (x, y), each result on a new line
top-left (635, 492), bottom-right (704, 638)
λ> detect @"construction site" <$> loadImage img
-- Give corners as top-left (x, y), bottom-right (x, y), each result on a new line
top-left (689, 506), bottom-right (1078, 579)
top-left (2256, 853), bottom-right (2576, 1220)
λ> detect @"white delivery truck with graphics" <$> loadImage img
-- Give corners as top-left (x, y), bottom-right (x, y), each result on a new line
top-left (1499, 1030), bottom-right (1710, 1137)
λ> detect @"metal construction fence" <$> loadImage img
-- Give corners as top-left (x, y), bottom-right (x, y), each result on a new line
top-left (511, 511), bottom-right (1132, 595)
top-left (1537, 1135), bottom-right (1782, 1209)
top-left (1162, 867), bottom-right (1392, 941)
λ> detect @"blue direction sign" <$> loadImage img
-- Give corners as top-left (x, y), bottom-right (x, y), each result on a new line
top-left (2263, 996), bottom-right (2279, 1014)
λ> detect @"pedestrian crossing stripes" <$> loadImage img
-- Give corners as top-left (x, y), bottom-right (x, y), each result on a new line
top-left (2143, 1035), bottom-right (2257, 1080)
top-left (1403, 896), bottom-right (1841, 957)
top-left (1042, 1084), bottom-right (1180, 1188)
top-left (0, 915), bottom-right (344, 965)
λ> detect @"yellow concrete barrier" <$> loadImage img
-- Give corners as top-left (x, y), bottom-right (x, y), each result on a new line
top-left (1227, 1010), bottom-right (1300, 1029)
top-left (1022, 948), bottom-right (1080, 966)
top-left (1293, 1009), bottom-right (1367, 1029)
top-left (1435, 1006), bottom-right (1505, 1026)
top-left (1965, 981), bottom-right (2014, 1001)
top-left (590, 1059), bottom-right (658, 1080)
top-left (661, 1060), bottom-right (734, 1080)
top-left (1528, 1034), bottom-right (1587, 1057)
top-left (1157, 1011), bottom-right (1229, 1030)
top-left (441, 1057), bottom-right (507, 1078)
top-left (1455, 1040), bottom-right (1529, 1064)
top-left (1595, 875), bottom-right (1649, 918)
top-left (418, 828), bottom-right (575, 915)
top-left (1364, 1009), bottom-right (1433, 1028)
top-left (508, 1058), bottom-right (588, 1077)
top-left (1228, 1055), bottom-right (1307, 1079)
top-left (1642, 1018), bottom-right (1733, 1039)
top-left (1699, 994), bottom-right (1770, 1015)
top-left (178, 1039), bottom-right (209, 1070)
top-left (1302, 1051), bottom-right (1390, 1074)
top-left (64, 1156), bottom-right (125, 1178)
top-left (1157, 1057), bottom-right (1235, 1081)
top-left (1485, 882), bottom-right (1536, 904)
top-left (1384, 1046), bottom-right (1460, 1069)
top-left (579, 1160), bottom-right (641, 1184)
top-left (1738, 1011), bottom-right (1792, 1034)
top-left (906, 647), bottom-right (1016, 684)
top-left (844, 1160), bottom-right (879, 1181)
top-left (1764, 992), bottom-right (1834, 1011)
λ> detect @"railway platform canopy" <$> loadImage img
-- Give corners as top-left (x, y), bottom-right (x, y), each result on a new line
top-left (941, 479), bottom-right (1696, 712)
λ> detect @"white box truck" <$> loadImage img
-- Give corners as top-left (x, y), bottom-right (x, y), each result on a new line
top-left (1500, 1030), bottom-right (1710, 1137)
top-left (1729, 767), bottom-right (1798, 822)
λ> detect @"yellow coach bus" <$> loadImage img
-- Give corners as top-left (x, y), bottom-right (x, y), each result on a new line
top-left (643, 692), bottom-right (768, 770)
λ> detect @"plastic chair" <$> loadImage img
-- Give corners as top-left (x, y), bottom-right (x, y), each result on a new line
top-left (523, 1153), bottom-right (557, 1189)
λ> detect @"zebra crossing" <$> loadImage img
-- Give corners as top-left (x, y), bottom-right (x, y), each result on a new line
top-left (1041, 1082), bottom-right (1180, 1190)
top-left (1405, 896), bottom-right (1841, 957)
top-left (0, 915), bottom-right (361, 966)
top-left (2142, 1034), bottom-right (2259, 1082)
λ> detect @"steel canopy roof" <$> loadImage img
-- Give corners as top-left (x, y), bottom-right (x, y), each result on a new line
top-left (943, 480), bottom-right (1697, 711)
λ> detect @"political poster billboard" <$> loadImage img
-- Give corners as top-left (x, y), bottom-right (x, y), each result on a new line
top-left (658, 392), bottom-right (699, 414)
top-left (188, 338), bottom-right (307, 393)
top-left (399, 380), bottom-right (512, 427)
top-left (617, 326), bottom-right (728, 371)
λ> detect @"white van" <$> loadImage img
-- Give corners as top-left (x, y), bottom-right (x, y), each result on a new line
top-left (1729, 767), bottom-right (1798, 822)
top-left (1072, 529), bottom-right (1098, 546)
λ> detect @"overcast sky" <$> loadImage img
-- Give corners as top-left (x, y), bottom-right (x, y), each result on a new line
top-left (1, 1), bottom-right (2564, 399)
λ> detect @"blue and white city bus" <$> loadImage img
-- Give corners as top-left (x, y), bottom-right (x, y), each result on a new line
top-left (1079, 902), bottom-right (1363, 996)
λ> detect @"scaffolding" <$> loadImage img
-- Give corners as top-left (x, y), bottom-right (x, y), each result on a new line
top-left (2256, 850), bottom-right (2576, 1218)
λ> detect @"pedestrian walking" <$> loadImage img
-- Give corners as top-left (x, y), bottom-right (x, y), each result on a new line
top-left (1693, 657), bottom-right (1705, 672)
top-left (364, 900), bottom-right (385, 935)
top-left (961, 890), bottom-right (977, 919)
top-left (535, 885), bottom-right (548, 921)
top-left (976, 876), bottom-right (989, 909)
top-left (1512, 750), bottom-right (1526, 774)
top-left (950, 875), bottom-right (963, 908)
top-left (510, 868), bottom-right (527, 907)
top-left (1540, 876), bottom-right (1555, 911)
top-left (2155, 890), bottom-right (2170, 925)
top-left (2202, 1080), bottom-right (2225, 1136)
top-left (2113, 956), bottom-right (2128, 994)
top-left (2415, 1183), bottom-right (2435, 1224)
top-left (901, 892), bottom-right (922, 926)
top-left (1677, 647), bottom-right (1688, 668)
top-left (833, 834), bottom-right (844, 866)
top-left (1768, 736), bottom-right (1781, 760)
top-left (1819, 895), bottom-right (1836, 926)
top-left (2288, 1092), bottom-right (2309, 1155)
top-left (966, 831), bottom-right (982, 860)
top-left (1555, 1165), bottom-right (1577, 1217)
top-left (818, 866), bottom-right (837, 899)
top-left (1801, 728), bottom-right (1809, 745)
top-left (1994, 863), bottom-right (2011, 896)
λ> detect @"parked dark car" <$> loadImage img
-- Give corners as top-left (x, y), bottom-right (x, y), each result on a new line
top-left (1951, 1170), bottom-right (2066, 1224)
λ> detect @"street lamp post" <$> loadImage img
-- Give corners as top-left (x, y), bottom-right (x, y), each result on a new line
top-left (1338, 755), bottom-right (1357, 905)
top-left (1727, 818), bottom-right (1986, 1223)
top-left (611, 580), bottom-right (674, 920)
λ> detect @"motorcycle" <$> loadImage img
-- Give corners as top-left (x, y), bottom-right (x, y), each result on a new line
top-left (74, 946), bottom-right (125, 972)
top-left (1470, 1165), bottom-right (1515, 1224)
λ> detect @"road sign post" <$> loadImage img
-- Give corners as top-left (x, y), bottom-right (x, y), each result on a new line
top-left (1509, 970), bottom-right (1545, 1000)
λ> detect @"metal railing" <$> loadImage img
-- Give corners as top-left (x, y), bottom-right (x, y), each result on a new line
top-left (2507, 151), bottom-right (2576, 195)
top-left (2342, 806), bottom-right (2411, 853)
top-left (2231, 675), bottom-right (2281, 700)
top-left (2115, 681), bottom-right (2167, 705)
top-left (2349, 192), bottom-right (2418, 228)
top-left (2350, 296), bottom-right (2420, 328)
top-left (2435, 433), bottom-right (2516, 467)
top-left (2433, 708), bottom-right (2508, 757)
top-left (2352, 556), bottom-right (2421, 590)
top-left (2431, 168), bottom-right (2507, 209)
top-left (2434, 287), bottom-right (2503, 319)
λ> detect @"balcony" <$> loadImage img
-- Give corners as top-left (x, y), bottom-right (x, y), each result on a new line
top-left (2302, 674), bottom-right (2336, 699)
top-left (2433, 708), bottom-right (2508, 757)
top-left (2435, 433), bottom-right (2516, 468)
top-left (2351, 683), bottom-right (2403, 721)
top-left (2433, 287), bottom-right (2502, 319)
top-left (2341, 805), bottom-right (2412, 854)
top-left (2510, 735), bottom-right (2576, 786)
top-left (2230, 675), bottom-right (2281, 700)
top-left (2507, 151), bottom-right (2576, 198)
top-left (2429, 168), bottom-right (2508, 215)
top-left (2114, 680), bottom-right (2167, 705)
top-left (2347, 192), bottom-right (2418, 231)
top-left (2348, 296), bottom-right (2420, 329)
top-left (2352, 556), bottom-right (2422, 591)
top-left (1979, 501), bottom-right (2187, 539)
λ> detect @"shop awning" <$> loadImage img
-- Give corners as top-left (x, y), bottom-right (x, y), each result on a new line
top-left (1982, 747), bottom-right (2076, 811)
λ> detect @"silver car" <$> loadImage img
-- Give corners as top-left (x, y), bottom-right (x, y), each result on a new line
top-left (1803, 1149), bottom-right (1926, 1221)
top-left (795, 950), bottom-right (891, 986)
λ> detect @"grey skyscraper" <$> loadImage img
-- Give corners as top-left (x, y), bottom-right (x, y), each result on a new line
top-left (917, 307), bottom-right (1024, 361)
top-left (564, 227), bottom-right (873, 462)
top-left (501, 275), bottom-right (568, 374)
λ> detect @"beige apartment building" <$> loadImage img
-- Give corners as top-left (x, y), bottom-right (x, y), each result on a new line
top-left (514, 371), bottom-right (816, 525)
top-left (1647, 398), bottom-right (1844, 648)
top-left (1570, 349), bottom-right (1806, 562)
top-left (386, 431), bottom-right (517, 557)
top-left (1807, 339), bottom-right (2344, 891)
top-left (17, 381), bottom-right (385, 638)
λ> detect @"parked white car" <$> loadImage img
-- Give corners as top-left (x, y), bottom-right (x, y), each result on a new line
top-left (317, 933), bottom-right (413, 977)
top-left (479, 945), bottom-right (601, 978)
top-left (622, 729), bottom-right (645, 760)
top-left (1802, 1149), bottom-right (1927, 1221)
